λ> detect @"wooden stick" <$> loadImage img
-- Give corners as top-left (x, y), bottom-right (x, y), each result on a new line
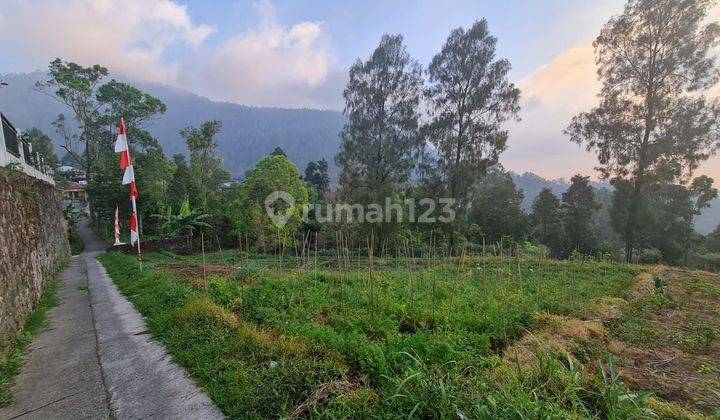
top-left (483, 237), bottom-right (488, 319)
top-left (201, 230), bottom-right (207, 283)
top-left (216, 235), bottom-right (224, 255)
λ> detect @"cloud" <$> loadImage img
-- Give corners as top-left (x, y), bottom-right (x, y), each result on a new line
top-left (0, 0), bottom-right (213, 84)
top-left (0, 0), bottom-right (341, 109)
top-left (502, 46), bottom-right (600, 180)
top-left (180, 1), bottom-right (340, 108)
top-left (504, 43), bottom-right (720, 181)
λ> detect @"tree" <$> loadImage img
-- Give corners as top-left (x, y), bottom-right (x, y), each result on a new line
top-left (231, 155), bottom-right (308, 252)
top-left (96, 80), bottom-right (166, 150)
top-left (530, 188), bottom-right (563, 257)
top-left (468, 173), bottom-right (526, 245)
top-left (135, 147), bottom-right (175, 230)
top-left (271, 146), bottom-right (287, 157)
top-left (36, 59), bottom-right (108, 181)
top-left (168, 154), bottom-right (202, 210)
top-left (335, 34), bottom-right (423, 202)
top-left (565, 0), bottom-right (720, 261)
top-left (180, 120), bottom-right (231, 208)
top-left (424, 19), bottom-right (521, 254)
top-left (561, 175), bottom-right (600, 257)
top-left (23, 127), bottom-right (59, 169)
top-left (705, 224), bottom-right (720, 253)
top-left (611, 175), bottom-right (717, 263)
top-left (304, 158), bottom-right (330, 195)
top-left (645, 183), bottom-right (694, 263)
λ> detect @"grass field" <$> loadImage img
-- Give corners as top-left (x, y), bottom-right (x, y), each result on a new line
top-left (99, 250), bottom-right (720, 418)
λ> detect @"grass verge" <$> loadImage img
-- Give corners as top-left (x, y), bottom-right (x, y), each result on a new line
top-left (70, 230), bottom-right (85, 255)
top-left (0, 281), bottom-right (59, 407)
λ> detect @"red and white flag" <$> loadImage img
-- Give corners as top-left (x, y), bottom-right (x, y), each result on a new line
top-left (115, 119), bottom-right (140, 248)
top-left (115, 120), bottom-right (136, 185)
top-left (113, 206), bottom-right (124, 246)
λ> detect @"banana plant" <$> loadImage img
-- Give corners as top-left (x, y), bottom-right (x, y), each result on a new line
top-left (152, 199), bottom-right (211, 239)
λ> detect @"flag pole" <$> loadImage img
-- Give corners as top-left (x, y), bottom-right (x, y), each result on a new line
top-left (115, 117), bottom-right (142, 271)
top-left (132, 195), bottom-right (143, 271)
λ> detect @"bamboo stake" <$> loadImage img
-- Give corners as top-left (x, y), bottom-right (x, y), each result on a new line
top-left (216, 235), bottom-right (224, 255)
top-left (430, 236), bottom-right (436, 326)
top-left (314, 231), bottom-right (319, 281)
top-left (367, 231), bottom-right (375, 311)
top-left (516, 244), bottom-right (523, 295)
top-left (404, 238), bottom-right (415, 321)
top-left (483, 237), bottom-right (488, 319)
top-left (201, 230), bottom-right (207, 283)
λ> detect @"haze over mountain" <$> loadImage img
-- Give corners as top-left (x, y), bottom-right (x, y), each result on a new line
top-left (509, 172), bottom-right (719, 235)
top-left (0, 71), bottom-right (717, 234)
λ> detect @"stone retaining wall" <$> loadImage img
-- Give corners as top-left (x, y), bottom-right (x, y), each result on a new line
top-left (0, 168), bottom-right (69, 348)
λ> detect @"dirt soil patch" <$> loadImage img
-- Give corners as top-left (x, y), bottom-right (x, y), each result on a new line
top-left (505, 267), bottom-right (720, 416)
top-left (162, 262), bottom-right (235, 277)
top-left (504, 313), bottom-right (607, 368)
top-left (609, 268), bottom-right (720, 415)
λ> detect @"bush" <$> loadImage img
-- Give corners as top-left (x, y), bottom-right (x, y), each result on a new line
top-left (177, 297), bottom-right (239, 330)
top-left (638, 248), bottom-right (662, 264)
top-left (690, 253), bottom-right (720, 272)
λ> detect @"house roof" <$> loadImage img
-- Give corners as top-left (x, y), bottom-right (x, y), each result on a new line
top-left (66, 181), bottom-right (85, 191)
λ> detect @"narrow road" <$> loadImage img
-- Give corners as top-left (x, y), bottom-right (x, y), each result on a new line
top-left (0, 219), bottom-right (223, 419)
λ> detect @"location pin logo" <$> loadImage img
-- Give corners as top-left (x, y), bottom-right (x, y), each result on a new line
top-left (265, 190), bottom-right (295, 228)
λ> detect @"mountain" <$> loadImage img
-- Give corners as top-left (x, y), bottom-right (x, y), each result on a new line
top-left (509, 171), bottom-right (610, 212)
top-left (0, 72), bottom-right (345, 179)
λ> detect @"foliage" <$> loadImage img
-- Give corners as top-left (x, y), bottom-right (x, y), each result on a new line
top-left (594, 355), bottom-right (654, 419)
top-left (336, 34), bottom-right (423, 203)
top-left (637, 248), bottom-right (662, 264)
top-left (151, 199), bottom-right (211, 238)
top-left (180, 120), bottom-right (231, 210)
top-left (303, 158), bottom-right (330, 195)
top-left (422, 19), bottom-right (521, 252)
top-left (22, 127), bottom-right (59, 169)
top-left (96, 80), bottom-right (167, 150)
top-left (167, 154), bottom-right (202, 210)
top-left (530, 188), bottom-right (563, 257)
top-left (40, 58), bottom-right (169, 233)
top-left (231, 155), bottom-right (309, 252)
top-left (468, 172), bottom-right (527, 244)
top-left (706, 225), bottom-right (720, 253)
top-left (36, 59), bottom-right (108, 179)
top-left (61, 203), bottom-right (84, 229)
top-left (270, 146), bottom-right (287, 157)
top-left (561, 175), bottom-right (600, 257)
top-left (85, 150), bottom-right (132, 224)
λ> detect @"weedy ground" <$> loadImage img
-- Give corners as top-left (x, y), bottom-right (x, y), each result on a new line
top-left (98, 250), bottom-right (720, 418)
top-left (0, 281), bottom-right (59, 407)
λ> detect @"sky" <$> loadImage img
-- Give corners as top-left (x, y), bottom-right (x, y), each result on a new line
top-left (0, 0), bottom-right (718, 181)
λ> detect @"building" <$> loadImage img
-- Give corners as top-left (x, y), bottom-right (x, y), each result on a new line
top-left (0, 112), bottom-right (55, 184)
top-left (62, 181), bottom-right (86, 202)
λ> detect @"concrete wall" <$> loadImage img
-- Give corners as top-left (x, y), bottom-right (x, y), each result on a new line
top-left (0, 113), bottom-right (55, 185)
top-left (0, 168), bottom-right (69, 347)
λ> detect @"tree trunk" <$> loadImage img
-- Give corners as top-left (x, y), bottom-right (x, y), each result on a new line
top-left (625, 85), bottom-right (654, 263)
top-left (447, 117), bottom-right (465, 257)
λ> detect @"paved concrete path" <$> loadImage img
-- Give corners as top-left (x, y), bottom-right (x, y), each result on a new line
top-left (0, 219), bottom-right (223, 419)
